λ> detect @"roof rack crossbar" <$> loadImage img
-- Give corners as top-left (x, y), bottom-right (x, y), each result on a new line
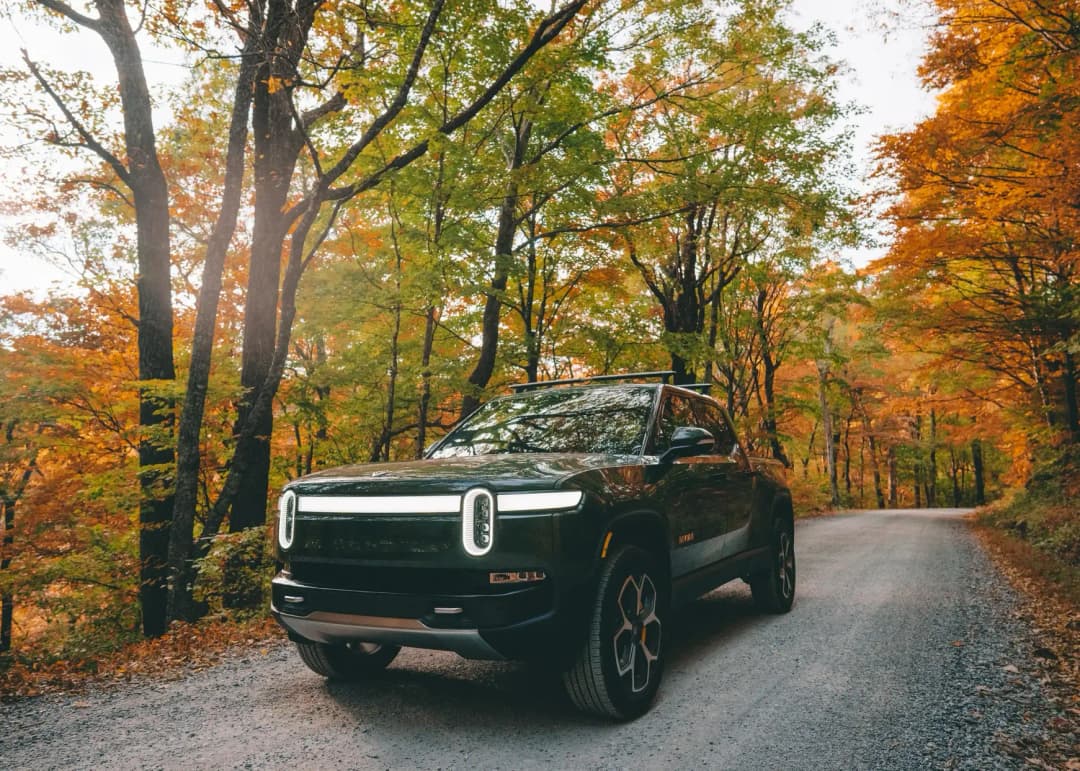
top-left (509, 370), bottom-right (676, 392)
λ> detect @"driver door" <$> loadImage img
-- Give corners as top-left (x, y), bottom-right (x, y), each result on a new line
top-left (652, 392), bottom-right (731, 578)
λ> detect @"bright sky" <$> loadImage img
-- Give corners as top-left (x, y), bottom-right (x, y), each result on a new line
top-left (0, 0), bottom-right (937, 296)
top-left (788, 0), bottom-right (938, 265)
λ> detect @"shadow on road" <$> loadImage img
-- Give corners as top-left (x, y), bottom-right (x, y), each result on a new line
top-left (319, 582), bottom-right (769, 727)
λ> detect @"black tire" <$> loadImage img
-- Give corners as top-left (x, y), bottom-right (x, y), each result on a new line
top-left (562, 545), bottom-right (667, 720)
top-left (750, 518), bottom-right (796, 613)
top-left (295, 640), bottom-right (401, 680)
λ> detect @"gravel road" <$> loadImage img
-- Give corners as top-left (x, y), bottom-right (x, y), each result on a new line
top-left (1, 509), bottom-right (1058, 770)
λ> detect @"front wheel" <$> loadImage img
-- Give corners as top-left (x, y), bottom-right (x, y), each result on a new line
top-left (750, 519), bottom-right (796, 613)
top-left (562, 545), bottom-right (667, 720)
top-left (295, 640), bottom-right (400, 680)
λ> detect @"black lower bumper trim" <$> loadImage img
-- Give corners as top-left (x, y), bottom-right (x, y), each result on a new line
top-left (271, 572), bottom-right (557, 658)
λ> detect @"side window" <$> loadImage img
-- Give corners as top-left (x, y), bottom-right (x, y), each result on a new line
top-left (698, 402), bottom-right (738, 455)
top-left (652, 393), bottom-right (697, 453)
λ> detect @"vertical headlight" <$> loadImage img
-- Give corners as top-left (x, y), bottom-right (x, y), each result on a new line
top-left (462, 488), bottom-right (495, 556)
top-left (278, 489), bottom-right (296, 550)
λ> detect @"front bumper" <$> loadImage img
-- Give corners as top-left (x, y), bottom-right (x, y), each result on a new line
top-left (271, 571), bottom-right (561, 660)
top-left (273, 609), bottom-right (506, 659)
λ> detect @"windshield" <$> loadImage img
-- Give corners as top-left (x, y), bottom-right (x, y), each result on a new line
top-left (429, 386), bottom-right (656, 457)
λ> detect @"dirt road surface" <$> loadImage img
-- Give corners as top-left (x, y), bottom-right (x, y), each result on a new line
top-left (2, 509), bottom-right (1053, 769)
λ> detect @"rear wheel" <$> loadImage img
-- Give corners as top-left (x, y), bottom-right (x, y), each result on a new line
top-left (562, 545), bottom-right (666, 720)
top-left (295, 640), bottom-right (400, 680)
top-left (750, 519), bottom-right (796, 613)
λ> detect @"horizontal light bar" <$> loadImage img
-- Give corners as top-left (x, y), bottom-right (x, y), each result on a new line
top-left (490, 570), bottom-right (547, 584)
top-left (297, 494), bottom-right (461, 514)
top-left (294, 490), bottom-right (583, 515)
top-left (496, 491), bottom-right (583, 512)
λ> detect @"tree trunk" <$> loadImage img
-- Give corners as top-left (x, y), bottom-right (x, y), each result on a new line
top-left (816, 321), bottom-right (839, 507)
top-left (517, 218), bottom-right (541, 384)
top-left (817, 360), bottom-right (839, 507)
top-left (312, 337), bottom-right (329, 469)
top-left (858, 436), bottom-right (865, 505)
top-left (925, 409), bottom-right (937, 507)
top-left (460, 180), bottom-right (516, 419)
top-left (758, 289), bottom-right (789, 466)
top-left (868, 433), bottom-right (885, 509)
top-left (372, 235), bottom-right (403, 462)
top-left (761, 347), bottom-right (787, 464)
top-left (950, 448), bottom-right (962, 507)
top-left (94, 1), bottom-right (177, 637)
top-left (1031, 343), bottom-right (1056, 429)
top-left (843, 412), bottom-right (853, 497)
top-left (1064, 349), bottom-right (1079, 443)
top-left (460, 120), bottom-right (531, 419)
top-left (800, 420), bottom-right (817, 480)
top-left (913, 412), bottom-right (923, 508)
top-left (972, 439), bottom-right (986, 505)
top-left (0, 499), bottom-right (13, 653)
top-left (704, 268), bottom-right (722, 387)
top-left (230, 4), bottom-right (308, 531)
top-left (888, 446), bottom-right (898, 508)
top-left (371, 304), bottom-right (400, 462)
top-left (416, 306), bottom-right (437, 458)
top-left (167, 22), bottom-right (259, 624)
top-left (858, 400), bottom-right (885, 509)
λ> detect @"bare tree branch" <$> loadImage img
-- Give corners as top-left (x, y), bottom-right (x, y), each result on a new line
top-left (21, 51), bottom-right (131, 187)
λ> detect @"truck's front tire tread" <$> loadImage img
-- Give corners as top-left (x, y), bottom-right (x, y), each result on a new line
top-left (562, 545), bottom-right (665, 720)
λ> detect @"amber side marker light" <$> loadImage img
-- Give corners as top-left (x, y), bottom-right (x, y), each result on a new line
top-left (489, 570), bottom-right (547, 584)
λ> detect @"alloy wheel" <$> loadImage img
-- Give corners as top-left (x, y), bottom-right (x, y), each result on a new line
top-left (612, 572), bottom-right (662, 693)
top-left (778, 530), bottom-right (795, 600)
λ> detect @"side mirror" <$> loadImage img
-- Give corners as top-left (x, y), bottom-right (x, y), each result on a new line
top-left (661, 426), bottom-right (715, 463)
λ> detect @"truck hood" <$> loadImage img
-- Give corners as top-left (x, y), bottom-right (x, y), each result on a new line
top-left (288, 452), bottom-right (641, 496)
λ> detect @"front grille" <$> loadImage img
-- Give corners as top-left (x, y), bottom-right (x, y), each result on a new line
top-left (289, 562), bottom-right (501, 595)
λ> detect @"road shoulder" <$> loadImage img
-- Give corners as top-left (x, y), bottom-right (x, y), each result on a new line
top-left (970, 519), bottom-right (1079, 769)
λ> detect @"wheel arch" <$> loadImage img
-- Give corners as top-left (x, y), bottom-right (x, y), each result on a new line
top-left (772, 490), bottom-right (794, 530)
top-left (747, 484), bottom-right (794, 549)
top-left (596, 510), bottom-right (671, 582)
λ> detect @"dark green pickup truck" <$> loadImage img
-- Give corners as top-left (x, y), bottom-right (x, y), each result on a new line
top-left (272, 372), bottom-right (795, 719)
